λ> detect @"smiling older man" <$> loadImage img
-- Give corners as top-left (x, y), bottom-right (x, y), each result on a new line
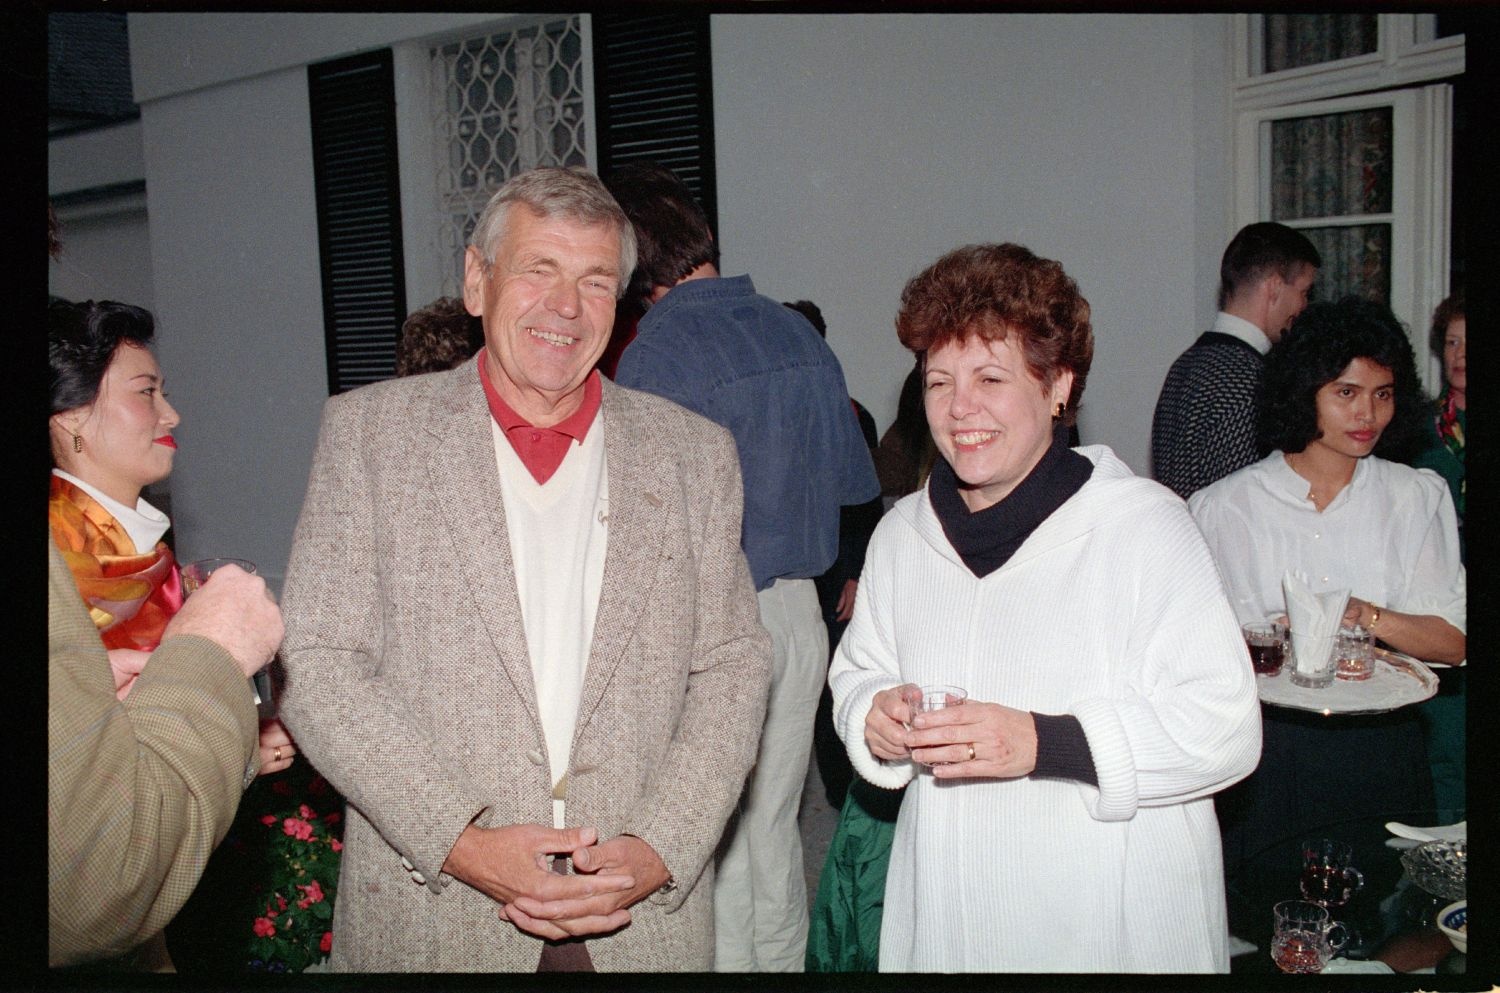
top-left (278, 166), bottom-right (771, 971)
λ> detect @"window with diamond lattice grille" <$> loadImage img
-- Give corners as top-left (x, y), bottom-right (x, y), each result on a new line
top-left (431, 18), bottom-right (587, 296)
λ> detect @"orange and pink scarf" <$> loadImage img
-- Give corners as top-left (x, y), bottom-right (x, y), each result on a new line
top-left (49, 474), bottom-right (182, 651)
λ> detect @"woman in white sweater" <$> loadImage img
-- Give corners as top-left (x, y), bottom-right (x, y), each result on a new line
top-left (828, 244), bottom-right (1262, 972)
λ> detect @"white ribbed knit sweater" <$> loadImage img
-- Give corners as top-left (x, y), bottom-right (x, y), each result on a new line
top-left (829, 446), bottom-right (1262, 972)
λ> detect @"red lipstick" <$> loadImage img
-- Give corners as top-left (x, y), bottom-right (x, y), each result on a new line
top-left (154, 435), bottom-right (177, 449)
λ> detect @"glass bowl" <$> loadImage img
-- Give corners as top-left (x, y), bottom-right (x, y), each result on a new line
top-left (1401, 840), bottom-right (1467, 901)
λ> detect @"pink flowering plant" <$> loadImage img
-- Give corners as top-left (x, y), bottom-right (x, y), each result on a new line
top-left (247, 772), bottom-right (344, 972)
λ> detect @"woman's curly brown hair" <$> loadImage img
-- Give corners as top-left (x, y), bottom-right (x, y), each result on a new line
top-left (895, 243), bottom-right (1093, 425)
top-left (395, 296), bottom-right (484, 377)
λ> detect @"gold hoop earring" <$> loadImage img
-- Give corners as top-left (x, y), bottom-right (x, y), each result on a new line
top-left (1053, 401), bottom-right (1066, 420)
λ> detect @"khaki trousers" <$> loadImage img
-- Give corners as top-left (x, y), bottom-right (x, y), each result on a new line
top-left (713, 578), bottom-right (826, 972)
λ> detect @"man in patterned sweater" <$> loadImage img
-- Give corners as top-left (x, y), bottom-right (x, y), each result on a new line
top-left (1151, 223), bottom-right (1320, 500)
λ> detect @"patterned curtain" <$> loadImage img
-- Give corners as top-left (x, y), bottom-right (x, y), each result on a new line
top-left (1297, 225), bottom-right (1391, 305)
top-left (1263, 14), bottom-right (1378, 74)
top-left (1268, 106), bottom-right (1393, 305)
top-left (1270, 108), bottom-right (1392, 219)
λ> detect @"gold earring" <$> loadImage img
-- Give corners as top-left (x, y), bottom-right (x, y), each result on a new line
top-left (1053, 401), bottom-right (1066, 419)
top-left (72, 433), bottom-right (83, 453)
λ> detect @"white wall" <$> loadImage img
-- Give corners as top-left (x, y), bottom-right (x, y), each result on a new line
top-left (49, 200), bottom-right (155, 309)
top-left (49, 119), bottom-right (154, 306)
top-left (137, 67), bottom-right (326, 588)
top-left (712, 14), bottom-right (1234, 474)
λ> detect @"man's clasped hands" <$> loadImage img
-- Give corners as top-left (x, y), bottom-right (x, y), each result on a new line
top-left (442, 823), bottom-right (672, 940)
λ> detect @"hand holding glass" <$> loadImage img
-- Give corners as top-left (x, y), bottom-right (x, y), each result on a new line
top-left (904, 684), bottom-right (967, 766)
top-left (181, 557), bottom-right (270, 706)
top-left (181, 557), bottom-right (258, 595)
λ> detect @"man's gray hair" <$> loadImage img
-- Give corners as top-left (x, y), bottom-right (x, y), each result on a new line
top-left (468, 166), bottom-right (637, 298)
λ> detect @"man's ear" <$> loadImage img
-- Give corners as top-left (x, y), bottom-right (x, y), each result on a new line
top-left (1263, 271), bottom-right (1288, 306)
top-left (462, 246), bottom-right (488, 317)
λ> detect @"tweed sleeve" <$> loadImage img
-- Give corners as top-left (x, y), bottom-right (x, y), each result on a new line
top-left (618, 417), bottom-right (774, 908)
top-left (48, 543), bottom-right (258, 966)
top-left (277, 391), bottom-right (491, 888)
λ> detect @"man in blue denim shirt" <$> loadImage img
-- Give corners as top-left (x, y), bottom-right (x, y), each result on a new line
top-left (609, 163), bottom-right (879, 972)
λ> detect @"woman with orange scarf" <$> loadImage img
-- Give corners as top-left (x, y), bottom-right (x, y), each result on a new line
top-left (48, 299), bottom-right (296, 769)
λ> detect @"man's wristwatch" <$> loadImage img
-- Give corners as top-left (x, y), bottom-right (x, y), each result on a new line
top-left (657, 876), bottom-right (677, 895)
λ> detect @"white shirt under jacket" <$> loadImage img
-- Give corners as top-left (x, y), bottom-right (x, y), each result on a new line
top-left (829, 446), bottom-right (1262, 973)
top-left (1188, 452), bottom-right (1466, 636)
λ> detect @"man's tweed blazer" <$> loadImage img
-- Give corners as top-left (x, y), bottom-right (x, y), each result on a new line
top-left (48, 542), bottom-right (259, 967)
top-left (278, 367), bottom-right (772, 971)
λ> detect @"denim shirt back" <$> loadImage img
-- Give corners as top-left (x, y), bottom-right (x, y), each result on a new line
top-left (615, 275), bottom-right (880, 590)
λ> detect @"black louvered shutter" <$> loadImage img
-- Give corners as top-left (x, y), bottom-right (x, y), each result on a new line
top-left (308, 49), bottom-right (407, 395)
top-left (591, 13), bottom-right (717, 235)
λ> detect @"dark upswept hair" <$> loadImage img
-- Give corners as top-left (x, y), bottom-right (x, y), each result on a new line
top-left (894, 243), bottom-right (1093, 426)
top-left (603, 161), bottom-right (718, 306)
top-left (395, 296), bottom-right (484, 377)
top-left (50, 299), bottom-right (157, 415)
top-left (1217, 222), bottom-right (1322, 309)
top-left (1428, 287), bottom-right (1464, 359)
top-left (1258, 297), bottom-right (1427, 462)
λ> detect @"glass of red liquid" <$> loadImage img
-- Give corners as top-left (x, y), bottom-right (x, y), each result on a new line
top-left (1241, 621), bottom-right (1286, 677)
top-left (1271, 900), bottom-right (1348, 973)
top-left (1266, 900), bottom-right (1350, 972)
top-left (1299, 838), bottom-right (1365, 909)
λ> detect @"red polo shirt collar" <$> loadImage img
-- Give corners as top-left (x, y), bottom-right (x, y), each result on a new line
top-left (477, 355), bottom-right (602, 485)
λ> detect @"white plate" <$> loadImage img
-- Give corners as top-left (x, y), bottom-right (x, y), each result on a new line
top-left (1257, 648), bottom-right (1437, 715)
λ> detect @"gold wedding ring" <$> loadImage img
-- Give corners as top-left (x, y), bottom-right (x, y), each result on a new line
top-left (966, 744), bottom-right (976, 762)
top-left (273, 746), bottom-right (283, 763)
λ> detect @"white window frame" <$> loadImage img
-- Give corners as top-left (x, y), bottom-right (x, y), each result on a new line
top-left (1234, 14), bottom-right (1464, 111)
top-left (1233, 14), bottom-right (1460, 392)
top-left (1234, 85), bottom-right (1451, 393)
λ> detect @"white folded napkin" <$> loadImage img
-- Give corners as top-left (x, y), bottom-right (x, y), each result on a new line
top-left (1385, 820), bottom-right (1467, 848)
top-left (1282, 570), bottom-right (1348, 678)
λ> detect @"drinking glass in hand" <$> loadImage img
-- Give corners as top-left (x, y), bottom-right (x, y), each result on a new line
top-left (180, 557), bottom-right (258, 595)
top-left (180, 557), bottom-right (270, 706)
top-left (904, 685), bottom-right (967, 766)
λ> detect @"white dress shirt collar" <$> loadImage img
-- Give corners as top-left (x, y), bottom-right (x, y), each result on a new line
top-left (52, 468), bottom-right (171, 553)
top-left (1213, 311), bottom-right (1273, 355)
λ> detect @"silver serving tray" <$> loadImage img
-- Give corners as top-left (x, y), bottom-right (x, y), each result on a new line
top-left (1257, 648), bottom-right (1438, 715)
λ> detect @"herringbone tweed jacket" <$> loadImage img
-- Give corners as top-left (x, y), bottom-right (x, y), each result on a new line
top-left (278, 368), bottom-right (772, 971)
